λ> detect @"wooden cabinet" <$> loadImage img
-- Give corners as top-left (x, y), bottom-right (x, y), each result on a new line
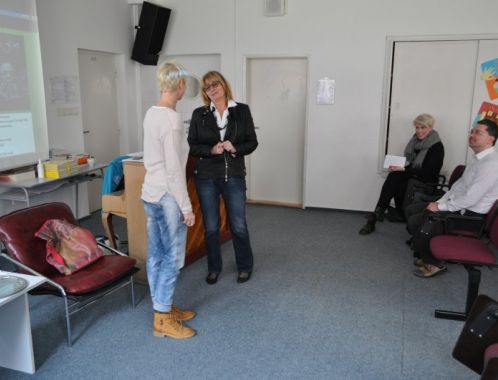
top-left (123, 158), bottom-right (230, 283)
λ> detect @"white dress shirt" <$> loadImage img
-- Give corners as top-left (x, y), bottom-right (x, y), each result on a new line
top-left (211, 100), bottom-right (237, 141)
top-left (141, 106), bottom-right (192, 214)
top-left (437, 147), bottom-right (498, 214)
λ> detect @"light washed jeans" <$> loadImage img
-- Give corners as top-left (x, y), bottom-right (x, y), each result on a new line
top-left (143, 193), bottom-right (187, 312)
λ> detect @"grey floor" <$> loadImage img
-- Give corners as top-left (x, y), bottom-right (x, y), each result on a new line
top-left (1, 204), bottom-right (491, 379)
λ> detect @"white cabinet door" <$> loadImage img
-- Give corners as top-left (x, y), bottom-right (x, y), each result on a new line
top-left (388, 41), bottom-right (478, 175)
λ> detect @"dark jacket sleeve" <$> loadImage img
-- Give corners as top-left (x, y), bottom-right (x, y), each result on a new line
top-left (232, 104), bottom-right (258, 156)
top-left (188, 108), bottom-right (215, 158)
top-left (406, 142), bottom-right (444, 183)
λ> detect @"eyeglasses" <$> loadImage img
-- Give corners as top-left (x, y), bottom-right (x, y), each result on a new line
top-left (469, 128), bottom-right (488, 136)
top-left (203, 81), bottom-right (221, 92)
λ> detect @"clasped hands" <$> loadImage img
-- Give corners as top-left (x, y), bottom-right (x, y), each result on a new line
top-left (211, 141), bottom-right (236, 155)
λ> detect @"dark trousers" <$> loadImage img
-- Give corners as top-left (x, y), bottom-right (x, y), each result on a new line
top-left (376, 171), bottom-right (410, 216)
top-left (195, 176), bottom-right (254, 274)
top-left (405, 202), bottom-right (485, 265)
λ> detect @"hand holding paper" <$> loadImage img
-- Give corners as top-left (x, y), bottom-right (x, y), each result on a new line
top-left (383, 155), bottom-right (406, 170)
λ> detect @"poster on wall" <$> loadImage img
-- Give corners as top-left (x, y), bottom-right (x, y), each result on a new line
top-left (473, 101), bottom-right (498, 126)
top-left (480, 58), bottom-right (498, 101)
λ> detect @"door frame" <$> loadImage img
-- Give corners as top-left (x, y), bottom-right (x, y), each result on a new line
top-left (380, 33), bottom-right (498, 173)
top-left (242, 54), bottom-right (310, 208)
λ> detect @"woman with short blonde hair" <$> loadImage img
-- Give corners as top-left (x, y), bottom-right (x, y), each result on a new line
top-left (141, 61), bottom-right (197, 339)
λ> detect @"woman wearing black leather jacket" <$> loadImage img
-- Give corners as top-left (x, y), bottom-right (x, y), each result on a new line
top-left (188, 71), bottom-right (258, 285)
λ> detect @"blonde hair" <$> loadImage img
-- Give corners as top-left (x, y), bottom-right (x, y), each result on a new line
top-left (201, 71), bottom-right (234, 106)
top-left (157, 61), bottom-right (189, 92)
top-left (413, 114), bottom-right (435, 129)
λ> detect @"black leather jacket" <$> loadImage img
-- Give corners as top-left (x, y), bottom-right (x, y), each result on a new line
top-left (188, 102), bottom-right (258, 179)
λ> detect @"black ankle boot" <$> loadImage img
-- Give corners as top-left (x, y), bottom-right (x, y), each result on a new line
top-left (359, 218), bottom-right (376, 235)
top-left (373, 206), bottom-right (386, 222)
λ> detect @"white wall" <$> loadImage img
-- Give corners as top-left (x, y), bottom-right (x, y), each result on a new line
top-left (0, 0), bottom-right (138, 217)
top-left (36, 0), bottom-right (138, 154)
top-left (144, 0), bottom-right (498, 211)
top-left (5, 0), bottom-right (497, 216)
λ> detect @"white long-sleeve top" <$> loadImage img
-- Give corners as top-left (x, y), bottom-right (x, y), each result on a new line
top-left (437, 147), bottom-right (498, 214)
top-left (141, 106), bottom-right (192, 214)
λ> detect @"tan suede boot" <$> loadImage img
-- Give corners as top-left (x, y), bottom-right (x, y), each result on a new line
top-left (153, 311), bottom-right (196, 339)
top-left (171, 304), bottom-right (196, 321)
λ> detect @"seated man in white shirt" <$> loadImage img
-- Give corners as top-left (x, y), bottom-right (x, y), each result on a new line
top-left (405, 118), bottom-right (498, 278)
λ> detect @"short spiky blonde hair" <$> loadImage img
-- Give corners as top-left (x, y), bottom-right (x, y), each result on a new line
top-left (157, 61), bottom-right (188, 92)
top-left (201, 71), bottom-right (233, 106)
top-left (413, 114), bottom-right (435, 129)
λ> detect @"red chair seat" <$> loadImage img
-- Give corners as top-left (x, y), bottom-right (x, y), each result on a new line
top-left (48, 256), bottom-right (136, 295)
top-left (430, 235), bottom-right (496, 265)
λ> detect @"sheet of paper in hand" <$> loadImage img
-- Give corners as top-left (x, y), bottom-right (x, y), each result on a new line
top-left (383, 155), bottom-right (406, 170)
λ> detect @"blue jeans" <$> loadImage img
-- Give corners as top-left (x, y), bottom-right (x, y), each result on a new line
top-left (195, 176), bottom-right (254, 274)
top-left (143, 193), bottom-right (187, 312)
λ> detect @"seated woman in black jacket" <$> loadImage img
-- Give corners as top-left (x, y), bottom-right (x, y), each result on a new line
top-left (359, 113), bottom-right (444, 235)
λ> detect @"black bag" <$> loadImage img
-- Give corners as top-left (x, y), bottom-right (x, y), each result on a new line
top-left (402, 178), bottom-right (436, 210)
top-left (453, 294), bottom-right (498, 374)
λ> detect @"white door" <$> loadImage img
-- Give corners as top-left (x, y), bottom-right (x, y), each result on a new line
top-left (388, 41), bottom-right (478, 175)
top-left (78, 49), bottom-right (120, 212)
top-left (246, 57), bottom-right (307, 207)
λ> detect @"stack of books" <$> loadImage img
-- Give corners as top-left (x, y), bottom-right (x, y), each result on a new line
top-left (43, 159), bottom-right (79, 179)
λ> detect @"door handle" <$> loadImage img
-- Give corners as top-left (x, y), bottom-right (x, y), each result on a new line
top-left (83, 130), bottom-right (90, 134)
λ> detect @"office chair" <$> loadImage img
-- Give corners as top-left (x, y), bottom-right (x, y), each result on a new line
top-left (453, 294), bottom-right (498, 379)
top-left (429, 199), bottom-right (498, 321)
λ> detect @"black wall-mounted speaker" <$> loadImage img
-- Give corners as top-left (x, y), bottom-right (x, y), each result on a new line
top-left (131, 1), bottom-right (171, 65)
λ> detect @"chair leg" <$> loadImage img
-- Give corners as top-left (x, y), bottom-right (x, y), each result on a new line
top-left (63, 295), bottom-right (72, 346)
top-left (465, 266), bottom-right (481, 315)
top-left (435, 265), bottom-right (481, 321)
top-left (130, 276), bottom-right (136, 307)
top-left (101, 212), bottom-right (118, 249)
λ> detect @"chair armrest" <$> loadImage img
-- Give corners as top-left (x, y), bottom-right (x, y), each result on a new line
top-left (429, 213), bottom-right (485, 238)
top-left (419, 194), bottom-right (440, 202)
top-left (97, 241), bottom-right (128, 257)
top-left (0, 252), bottom-right (66, 296)
top-left (411, 180), bottom-right (443, 196)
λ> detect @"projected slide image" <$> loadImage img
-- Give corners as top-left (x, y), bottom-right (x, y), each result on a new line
top-left (0, 112), bottom-right (35, 156)
top-left (0, 0), bottom-right (49, 171)
top-left (0, 32), bottom-right (29, 111)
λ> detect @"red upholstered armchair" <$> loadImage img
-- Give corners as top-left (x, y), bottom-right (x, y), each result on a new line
top-left (0, 202), bottom-right (137, 346)
top-left (429, 200), bottom-right (498, 321)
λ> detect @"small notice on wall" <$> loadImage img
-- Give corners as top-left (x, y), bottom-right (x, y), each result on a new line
top-left (317, 77), bottom-right (335, 105)
top-left (49, 75), bottom-right (79, 104)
